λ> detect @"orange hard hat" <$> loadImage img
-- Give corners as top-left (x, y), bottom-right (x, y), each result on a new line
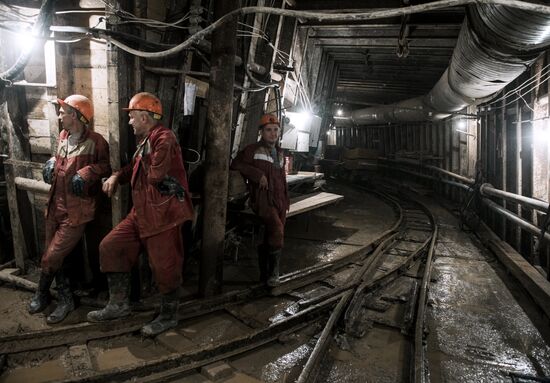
top-left (259, 114), bottom-right (279, 128)
top-left (57, 94), bottom-right (93, 124)
top-left (122, 92), bottom-right (162, 120)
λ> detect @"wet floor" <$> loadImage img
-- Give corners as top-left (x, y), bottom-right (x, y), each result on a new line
top-left (222, 182), bottom-right (398, 284)
top-left (1, 180), bottom-right (549, 382)
top-left (417, 194), bottom-right (550, 383)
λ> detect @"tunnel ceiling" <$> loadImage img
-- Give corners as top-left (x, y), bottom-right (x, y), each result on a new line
top-left (288, 0), bottom-right (465, 107)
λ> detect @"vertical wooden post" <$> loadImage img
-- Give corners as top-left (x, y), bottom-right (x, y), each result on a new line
top-left (0, 95), bottom-right (28, 271)
top-left (200, 0), bottom-right (238, 297)
top-left (106, 1), bottom-right (130, 227)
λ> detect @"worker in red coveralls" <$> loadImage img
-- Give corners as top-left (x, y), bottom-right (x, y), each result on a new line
top-left (28, 94), bottom-right (111, 324)
top-left (231, 114), bottom-right (289, 286)
top-left (87, 92), bottom-right (194, 337)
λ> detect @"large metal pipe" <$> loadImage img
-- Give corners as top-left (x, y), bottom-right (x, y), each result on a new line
top-left (382, 162), bottom-right (550, 214)
top-left (349, 4), bottom-right (550, 125)
top-left (480, 183), bottom-right (549, 213)
top-left (482, 198), bottom-right (550, 242)
top-left (425, 165), bottom-right (475, 185)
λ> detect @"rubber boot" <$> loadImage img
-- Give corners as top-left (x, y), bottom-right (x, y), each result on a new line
top-left (267, 248), bottom-right (282, 287)
top-left (87, 273), bottom-right (131, 322)
top-left (257, 244), bottom-right (269, 283)
top-left (28, 272), bottom-right (54, 314)
top-left (141, 289), bottom-right (179, 337)
top-left (47, 271), bottom-right (75, 324)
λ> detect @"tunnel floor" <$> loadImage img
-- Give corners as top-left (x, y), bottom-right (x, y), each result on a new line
top-left (0, 179), bottom-right (548, 382)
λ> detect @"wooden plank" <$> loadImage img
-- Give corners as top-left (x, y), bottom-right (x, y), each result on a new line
top-left (2, 93), bottom-right (34, 271)
top-left (30, 137), bottom-right (52, 154)
top-left (27, 118), bottom-right (50, 137)
top-left (68, 345), bottom-right (94, 378)
top-left (186, 76), bottom-right (209, 99)
top-left (288, 192), bottom-right (343, 217)
top-left (479, 222), bottom-right (550, 320)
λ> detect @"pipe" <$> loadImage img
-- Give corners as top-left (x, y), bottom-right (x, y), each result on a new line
top-left (382, 161), bottom-right (550, 214)
top-left (482, 198), bottom-right (550, 243)
top-left (425, 165), bottom-right (475, 185)
top-left (0, 0), bottom-right (54, 83)
top-left (440, 178), bottom-right (471, 191)
top-left (480, 183), bottom-right (549, 213)
top-left (349, 3), bottom-right (550, 125)
top-left (103, 1), bottom-right (550, 59)
top-left (14, 177), bottom-right (50, 194)
top-left (380, 158), bottom-right (474, 185)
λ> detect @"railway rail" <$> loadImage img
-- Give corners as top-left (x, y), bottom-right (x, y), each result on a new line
top-left (0, 183), bottom-right (439, 382)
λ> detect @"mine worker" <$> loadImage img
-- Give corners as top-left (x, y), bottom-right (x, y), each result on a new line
top-left (231, 114), bottom-right (289, 286)
top-left (29, 94), bottom-right (111, 323)
top-left (87, 92), bottom-right (194, 337)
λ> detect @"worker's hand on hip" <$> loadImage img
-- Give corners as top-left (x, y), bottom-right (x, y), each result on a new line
top-left (42, 157), bottom-right (55, 184)
top-left (71, 174), bottom-right (86, 196)
top-left (259, 175), bottom-right (268, 190)
top-left (102, 175), bottom-right (118, 197)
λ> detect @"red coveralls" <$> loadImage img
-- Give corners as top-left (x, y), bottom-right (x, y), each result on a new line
top-left (99, 124), bottom-right (194, 294)
top-left (43, 129), bottom-right (111, 273)
top-left (231, 140), bottom-right (289, 249)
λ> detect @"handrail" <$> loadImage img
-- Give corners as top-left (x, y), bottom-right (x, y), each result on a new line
top-left (482, 198), bottom-right (550, 243)
top-left (480, 183), bottom-right (549, 213)
top-left (380, 158), bottom-right (550, 213)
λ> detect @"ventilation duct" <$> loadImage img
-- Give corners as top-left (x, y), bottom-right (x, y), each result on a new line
top-left (346, 4), bottom-right (550, 126)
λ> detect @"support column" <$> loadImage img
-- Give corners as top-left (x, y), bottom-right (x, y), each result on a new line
top-left (200, 0), bottom-right (238, 297)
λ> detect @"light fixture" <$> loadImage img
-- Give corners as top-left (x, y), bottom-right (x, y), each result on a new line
top-left (17, 26), bottom-right (37, 53)
top-left (457, 120), bottom-right (466, 129)
top-left (336, 108), bottom-right (343, 116)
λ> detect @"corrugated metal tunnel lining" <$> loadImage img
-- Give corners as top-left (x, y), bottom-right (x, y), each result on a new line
top-left (348, 4), bottom-right (550, 125)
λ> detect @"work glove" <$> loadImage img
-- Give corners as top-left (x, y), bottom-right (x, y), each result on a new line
top-left (42, 157), bottom-right (55, 184)
top-left (157, 175), bottom-right (186, 201)
top-left (71, 173), bottom-right (86, 196)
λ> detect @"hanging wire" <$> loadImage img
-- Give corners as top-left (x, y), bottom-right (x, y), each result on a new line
top-left (480, 61), bottom-right (550, 107)
top-left (93, 1), bottom-right (550, 59)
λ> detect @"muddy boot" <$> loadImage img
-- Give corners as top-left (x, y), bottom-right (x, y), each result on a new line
top-left (141, 289), bottom-right (179, 337)
top-left (267, 248), bottom-right (282, 287)
top-left (28, 272), bottom-right (54, 314)
top-left (258, 244), bottom-right (269, 283)
top-left (87, 273), bottom-right (130, 322)
top-left (47, 271), bottom-right (75, 324)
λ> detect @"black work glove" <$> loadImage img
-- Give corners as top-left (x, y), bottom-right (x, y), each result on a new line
top-left (71, 173), bottom-right (86, 196)
top-left (157, 175), bottom-right (186, 201)
top-left (42, 157), bottom-right (55, 184)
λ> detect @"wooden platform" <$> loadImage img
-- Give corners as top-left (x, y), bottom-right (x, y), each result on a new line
top-left (234, 191), bottom-right (344, 220)
top-left (287, 192), bottom-right (343, 217)
top-left (286, 171), bottom-right (324, 186)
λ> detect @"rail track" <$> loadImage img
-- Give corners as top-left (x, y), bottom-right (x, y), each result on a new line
top-left (0, 182), bottom-right (439, 383)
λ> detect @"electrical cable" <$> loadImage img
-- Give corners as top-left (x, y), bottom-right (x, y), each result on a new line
top-left (185, 148), bottom-right (202, 164)
top-left (480, 61), bottom-right (550, 107)
top-left (94, 1), bottom-right (550, 59)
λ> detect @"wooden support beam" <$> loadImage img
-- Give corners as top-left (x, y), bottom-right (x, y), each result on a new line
top-left (1, 92), bottom-right (35, 272)
top-left (200, 0), bottom-right (238, 297)
top-left (106, 2), bottom-right (130, 227)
